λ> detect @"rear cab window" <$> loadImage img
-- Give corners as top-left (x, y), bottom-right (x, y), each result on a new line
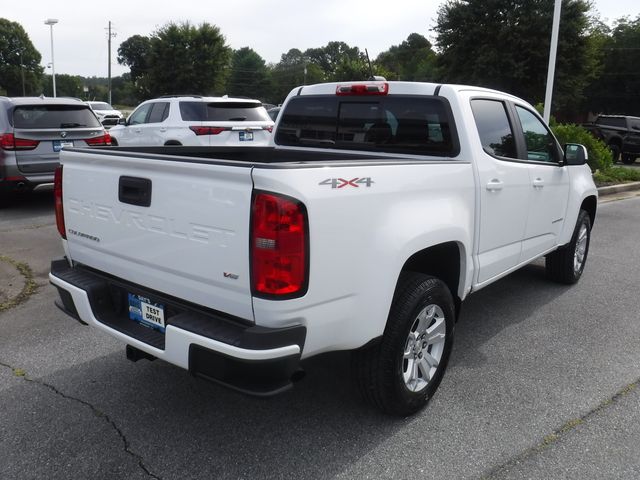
top-left (179, 102), bottom-right (271, 122)
top-left (13, 105), bottom-right (101, 129)
top-left (274, 95), bottom-right (459, 157)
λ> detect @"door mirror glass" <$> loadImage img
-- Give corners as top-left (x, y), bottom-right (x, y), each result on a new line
top-left (564, 143), bottom-right (588, 165)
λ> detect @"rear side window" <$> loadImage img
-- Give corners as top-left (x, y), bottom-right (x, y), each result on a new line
top-left (596, 117), bottom-right (626, 128)
top-left (470, 99), bottom-right (517, 159)
top-left (13, 105), bottom-right (101, 129)
top-left (179, 102), bottom-right (270, 122)
top-left (147, 102), bottom-right (170, 123)
top-left (275, 96), bottom-right (458, 156)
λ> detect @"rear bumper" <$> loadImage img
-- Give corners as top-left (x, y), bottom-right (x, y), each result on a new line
top-left (0, 173), bottom-right (54, 192)
top-left (49, 258), bottom-right (305, 396)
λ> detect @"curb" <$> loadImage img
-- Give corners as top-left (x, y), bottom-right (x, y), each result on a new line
top-left (597, 181), bottom-right (640, 196)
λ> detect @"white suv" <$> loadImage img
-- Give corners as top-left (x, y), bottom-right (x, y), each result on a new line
top-left (86, 101), bottom-right (124, 128)
top-left (108, 95), bottom-right (274, 147)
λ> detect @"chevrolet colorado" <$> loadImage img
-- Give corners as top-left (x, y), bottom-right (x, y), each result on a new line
top-left (50, 81), bottom-right (597, 415)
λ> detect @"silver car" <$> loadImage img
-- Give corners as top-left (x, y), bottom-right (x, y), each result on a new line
top-left (0, 96), bottom-right (111, 194)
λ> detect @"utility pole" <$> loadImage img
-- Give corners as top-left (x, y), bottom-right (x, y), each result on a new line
top-left (107, 21), bottom-right (116, 104)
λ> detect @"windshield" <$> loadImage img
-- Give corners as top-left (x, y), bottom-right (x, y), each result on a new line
top-left (275, 95), bottom-right (459, 156)
top-left (89, 102), bottom-right (114, 110)
top-left (13, 105), bottom-right (101, 129)
top-left (179, 101), bottom-right (271, 122)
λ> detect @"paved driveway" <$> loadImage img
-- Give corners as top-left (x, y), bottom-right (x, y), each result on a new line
top-left (1, 192), bottom-right (639, 479)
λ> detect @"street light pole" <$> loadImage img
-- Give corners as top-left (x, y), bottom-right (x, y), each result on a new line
top-left (543, 0), bottom-right (562, 123)
top-left (18, 51), bottom-right (26, 96)
top-left (44, 18), bottom-right (59, 97)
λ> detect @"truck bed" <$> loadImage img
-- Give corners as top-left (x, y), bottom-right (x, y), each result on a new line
top-left (82, 145), bottom-right (446, 165)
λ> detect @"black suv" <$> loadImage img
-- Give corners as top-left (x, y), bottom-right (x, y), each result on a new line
top-left (584, 115), bottom-right (640, 165)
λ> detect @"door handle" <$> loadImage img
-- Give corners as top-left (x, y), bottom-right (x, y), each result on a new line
top-left (119, 176), bottom-right (152, 207)
top-left (486, 179), bottom-right (504, 192)
top-left (532, 178), bottom-right (545, 188)
top-left (160, 128), bottom-right (167, 133)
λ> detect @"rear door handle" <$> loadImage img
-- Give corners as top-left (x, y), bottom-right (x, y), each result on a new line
top-left (160, 128), bottom-right (167, 133)
top-left (486, 179), bottom-right (504, 192)
top-left (532, 178), bottom-right (545, 188)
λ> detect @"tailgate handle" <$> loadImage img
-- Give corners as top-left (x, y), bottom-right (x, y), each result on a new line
top-left (119, 176), bottom-right (152, 207)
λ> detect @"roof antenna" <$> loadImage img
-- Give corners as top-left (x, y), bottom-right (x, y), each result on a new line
top-left (365, 49), bottom-right (385, 81)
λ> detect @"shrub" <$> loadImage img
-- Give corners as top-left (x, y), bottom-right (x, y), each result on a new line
top-left (551, 123), bottom-right (613, 172)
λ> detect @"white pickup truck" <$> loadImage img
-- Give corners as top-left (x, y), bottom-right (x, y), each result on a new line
top-left (50, 81), bottom-right (597, 415)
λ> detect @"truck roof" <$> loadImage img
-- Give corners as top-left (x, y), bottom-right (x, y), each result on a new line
top-left (293, 80), bottom-right (525, 103)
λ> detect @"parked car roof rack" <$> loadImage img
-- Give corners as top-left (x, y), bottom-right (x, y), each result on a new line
top-left (158, 95), bottom-right (203, 99)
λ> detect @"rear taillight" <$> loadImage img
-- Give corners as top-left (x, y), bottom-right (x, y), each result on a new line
top-left (189, 126), bottom-right (228, 136)
top-left (336, 82), bottom-right (389, 96)
top-left (0, 133), bottom-right (40, 151)
top-left (54, 166), bottom-right (66, 239)
top-left (263, 126), bottom-right (273, 133)
top-left (251, 192), bottom-right (308, 297)
top-left (85, 133), bottom-right (112, 146)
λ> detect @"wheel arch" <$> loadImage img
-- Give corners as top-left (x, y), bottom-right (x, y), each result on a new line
top-left (581, 195), bottom-right (597, 227)
top-left (398, 241), bottom-right (464, 317)
top-left (164, 140), bottom-right (182, 146)
top-left (608, 136), bottom-right (623, 148)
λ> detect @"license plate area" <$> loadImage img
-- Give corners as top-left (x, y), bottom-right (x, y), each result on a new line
top-left (53, 140), bottom-right (74, 152)
top-left (238, 131), bottom-right (253, 141)
top-left (128, 293), bottom-right (166, 332)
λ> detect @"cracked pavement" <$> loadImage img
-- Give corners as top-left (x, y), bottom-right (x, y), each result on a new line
top-left (1, 191), bottom-right (640, 479)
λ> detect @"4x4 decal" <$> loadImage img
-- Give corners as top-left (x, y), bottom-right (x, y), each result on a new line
top-left (319, 177), bottom-right (375, 189)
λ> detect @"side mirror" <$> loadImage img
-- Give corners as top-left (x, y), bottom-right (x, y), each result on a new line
top-left (564, 143), bottom-right (588, 166)
top-left (118, 118), bottom-right (127, 126)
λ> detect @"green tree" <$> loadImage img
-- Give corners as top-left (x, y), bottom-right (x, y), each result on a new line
top-left (117, 22), bottom-right (231, 99)
top-left (0, 18), bottom-right (43, 95)
top-left (147, 22), bottom-right (231, 97)
top-left (117, 34), bottom-right (152, 97)
top-left (434, 0), bottom-right (598, 114)
top-left (269, 49), bottom-right (323, 103)
top-left (304, 41), bottom-right (368, 81)
top-left (41, 74), bottom-right (83, 98)
top-left (226, 47), bottom-right (271, 100)
top-left (584, 15), bottom-right (640, 114)
top-left (376, 33), bottom-right (439, 81)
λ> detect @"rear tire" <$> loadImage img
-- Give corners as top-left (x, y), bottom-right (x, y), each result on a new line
top-left (353, 273), bottom-right (455, 416)
top-left (622, 154), bottom-right (636, 165)
top-left (110, 137), bottom-right (118, 146)
top-left (609, 144), bottom-right (620, 163)
top-left (546, 209), bottom-right (591, 284)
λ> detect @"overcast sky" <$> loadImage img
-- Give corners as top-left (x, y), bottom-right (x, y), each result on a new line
top-left (4, 0), bottom-right (640, 78)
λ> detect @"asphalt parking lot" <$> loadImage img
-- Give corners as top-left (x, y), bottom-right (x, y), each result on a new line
top-left (1, 191), bottom-right (640, 479)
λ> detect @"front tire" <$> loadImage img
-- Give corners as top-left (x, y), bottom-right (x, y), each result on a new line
top-left (621, 154), bottom-right (636, 165)
top-left (353, 273), bottom-right (455, 416)
top-left (545, 209), bottom-right (591, 284)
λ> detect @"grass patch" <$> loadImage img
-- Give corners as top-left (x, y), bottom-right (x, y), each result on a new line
top-left (594, 166), bottom-right (640, 186)
top-left (0, 255), bottom-right (38, 313)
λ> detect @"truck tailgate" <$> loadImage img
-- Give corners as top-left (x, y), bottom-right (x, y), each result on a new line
top-left (61, 149), bottom-right (254, 321)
